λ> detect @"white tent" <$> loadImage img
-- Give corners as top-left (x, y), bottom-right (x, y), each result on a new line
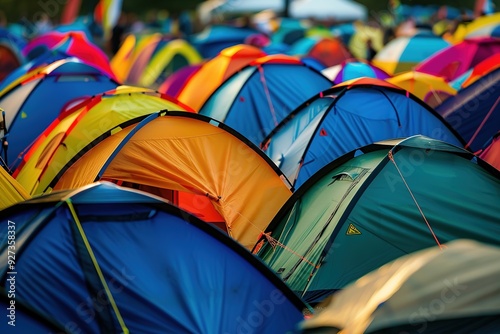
top-left (290, 0), bottom-right (367, 21)
top-left (300, 239), bottom-right (500, 333)
top-left (198, 0), bottom-right (367, 23)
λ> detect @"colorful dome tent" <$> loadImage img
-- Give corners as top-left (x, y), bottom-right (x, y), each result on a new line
top-left (199, 55), bottom-right (332, 145)
top-left (479, 132), bottom-right (500, 170)
top-left (287, 36), bottom-right (352, 68)
top-left (387, 70), bottom-right (456, 108)
top-left (0, 58), bottom-right (119, 168)
top-left (451, 53), bottom-right (500, 91)
top-left (190, 25), bottom-right (260, 59)
top-left (0, 50), bottom-right (70, 93)
top-left (436, 67), bottom-right (500, 152)
top-left (372, 34), bottom-right (450, 75)
top-left (261, 78), bottom-right (464, 188)
top-left (299, 240), bottom-right (500, 334)
top-left (110, 33), bottom-right (152, 83)
top-left (415, 37), bottom-right (500, 81)
top-left (42, 111), bottom-right (293, 249)
top-left (0, 166), bottom-right (29, 210)
top-left (177, 44), bottom-right (266, 111)
top-left (321, 58), bottom-right (390, 84)
top-left (126, 38), bottom-right (202, 89)
top-left (0, 182), bottom-right (307, 333)
top-left (0, 28), bottom-right (25, 82)
top-left (22, 31), bottom-right (116, 80)
top-left (158, 63), bottom-right (203, 98)
top-left (12, 85), bottom-right (190, 196)
top-left (253, 136), bottom-right (500, 304)
top-left (454, 12), bottom-right (500, 41)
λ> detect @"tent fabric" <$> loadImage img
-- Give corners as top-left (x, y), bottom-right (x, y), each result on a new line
top-left (415, 37), bottom-right (500, 81)
top-left (387, 70), bottom-right (456, 108)
top-left (199, 55), bottom-right (332, 145)
top-left (479, 132), bottom-right (500, 170)
top-left (460, 53), bottom-right (500, 89)
top-left (177, 44), bottom-right (266, 111)
top-left (436, 68), bottom-right (500, 152)
top-left (114, 33), bottom-right (163, 85)
top-left (322, 59), bottom-right (390, 84)
top-left (22, 31), bottom-right (116, 80)
top-left (0, 167), bottom-right (29, 210)
top-left (0, 58), bottom-right (119, 169)
top-left (254, 136), bottom-right (500, 304)
top-left (373, 34), bottom-right (450, 75)
top-left (158, 63), bottom-right (203, 98)
top-left (287, 36), bottom-right (352, 68)
top-left (261, 78), bottom-right (464, 188)
top-left (46, 112), bottom-right (293, 249)
top-left (128, 38), bottom-right (202, 88)
top-left (454, 12), bottom-right (500, 41)
top-left (12, 85), bottom-right (188, 196)
top-left (0, 182), bottom-right (307, 333)
top-left (0, 290), bottom-right (65, 333)
top-left (0, 50), bottom-right (70, 93)
top-left (190, 25), bottom-right (260, 59)
top-left (0, 43), bottom-right (23, 83)
top-left (299, 240), bottom-right (500, 334)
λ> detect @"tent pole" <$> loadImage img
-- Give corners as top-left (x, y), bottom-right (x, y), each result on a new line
top-left (1, 109), bottom-right (8, 167)
top-left (284, 0), bottom-right (291, 18)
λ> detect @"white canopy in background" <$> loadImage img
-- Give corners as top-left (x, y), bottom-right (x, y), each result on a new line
top-left (198, 0), bottom-right (367, 24)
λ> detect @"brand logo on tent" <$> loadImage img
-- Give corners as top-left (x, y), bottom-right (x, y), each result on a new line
top-left (346, 223), bottom-right (361, 235)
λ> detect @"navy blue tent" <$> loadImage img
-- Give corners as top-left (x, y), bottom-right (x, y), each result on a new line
top-left (0, 182), bottom-right (307, 333)
top-left (261, 78), bottom-right (465, 188)
top-left (436, 67), bottom-right (500, 152)
top-left (199, 54), bottom-right (331, 145)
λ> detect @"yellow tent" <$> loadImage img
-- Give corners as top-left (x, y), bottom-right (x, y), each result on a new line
top-left (387, 71), bottom-right (456, 108)
top-left (51, 111), bottom-right (293, 249)
top-left (13, 85), bottom-right (188, 195)
top-left (453, 12), bottom-right (500, 42)
top-left (0, 167), bottom-right (29, 210)
top-left (138, 39), bottom-right (202, 88)
top-left (110, 33), bottom-right (162, 83)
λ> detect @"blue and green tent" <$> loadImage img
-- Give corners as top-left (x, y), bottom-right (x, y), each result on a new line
top-left (199, 54), bottom-right (331, 145)
top-left (0, 182), bottom-right (307, 333)
top-left (254, 136), bottom-right (500, 304)
top-left (261, 78), bottom-right (464, 188)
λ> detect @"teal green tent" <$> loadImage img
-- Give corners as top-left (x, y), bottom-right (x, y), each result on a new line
top-left (253, 135), bottom-right (500, 304)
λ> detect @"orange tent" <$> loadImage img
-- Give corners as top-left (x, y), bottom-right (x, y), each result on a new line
top-left (479, 133), bottom-right (500, 170)
top-left (50, 111), bottom-right (293, 249)
top-left (177, 44), bottom-right (266, 111)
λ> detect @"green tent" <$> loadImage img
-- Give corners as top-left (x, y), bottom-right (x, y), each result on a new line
top-left (253, 135), bottom-right (500, 304)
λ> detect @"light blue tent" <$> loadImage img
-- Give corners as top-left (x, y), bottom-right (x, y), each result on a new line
top-left (0, 182), bottom-right (307, 333)
top-left (199, 55), bottom-right (331, 145)
top-left (261, 78), bottom-right (465, 188)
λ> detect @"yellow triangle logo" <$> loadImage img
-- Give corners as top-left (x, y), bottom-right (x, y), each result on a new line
top-left (346, 223), bottom-right (361, 235)
top-left (21, 111), bottom-right (27, 118)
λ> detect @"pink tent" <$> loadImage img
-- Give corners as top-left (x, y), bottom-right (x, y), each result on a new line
top-left (415, 37), bottom-right (500, 81)
top-left (22, 31), bottom-right (117, 80)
